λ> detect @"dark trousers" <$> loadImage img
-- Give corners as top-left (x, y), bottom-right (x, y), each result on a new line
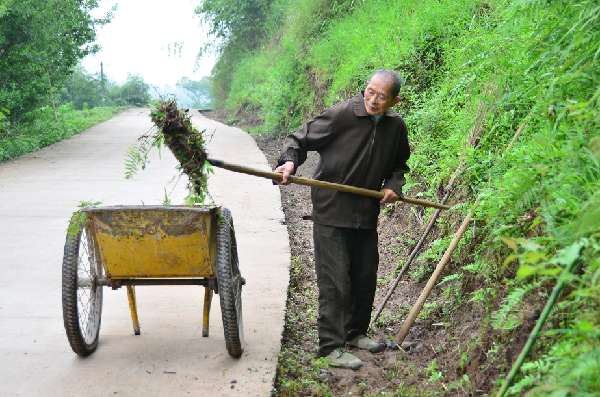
top-left (313, 223), bottom-right (379, 356)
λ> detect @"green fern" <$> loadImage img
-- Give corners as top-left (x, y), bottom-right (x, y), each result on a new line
top-left (123, 129), bottom-right (166, 180)
top-left (124, 141), bottom-right (148, 179)
top-left (509, 344), bottom-right (600, 396)
top-left (492, 284), bottom-right (535, 331)
top-left (124, 145), bottom-right (145, 179)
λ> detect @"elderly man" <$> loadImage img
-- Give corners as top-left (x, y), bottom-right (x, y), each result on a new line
top-left (275, 69), bottom-right (410, 370)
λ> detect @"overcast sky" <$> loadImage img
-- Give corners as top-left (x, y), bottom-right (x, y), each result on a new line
top-left (82, 0), bottom-right (216, 88)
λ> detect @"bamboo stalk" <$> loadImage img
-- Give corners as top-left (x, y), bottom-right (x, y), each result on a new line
top-left (372, 201), bottom-right (447, 324)
top-left (396, 210), bottom-right (473, 344)
top-left (495, 257), bottom-right (580, 397)
top-left (208, 158), bottom-right (451, 211)
top-left (371, 164), bottom-right (464, 326)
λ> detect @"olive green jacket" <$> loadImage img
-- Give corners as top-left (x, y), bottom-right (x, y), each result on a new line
top-left (278, 92), bottom-right (410, 229)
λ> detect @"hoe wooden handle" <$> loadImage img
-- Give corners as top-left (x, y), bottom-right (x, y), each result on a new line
top-left (208, 158), bottom-right (451, 211)
top-left (396, 210), bottom-right (473, 344)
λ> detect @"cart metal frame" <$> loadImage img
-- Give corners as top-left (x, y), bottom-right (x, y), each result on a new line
top-left (61, 205), bottom-right (244, 358)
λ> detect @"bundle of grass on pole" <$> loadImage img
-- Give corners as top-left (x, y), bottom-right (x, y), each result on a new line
top-left (149, 98), bottom-right (210, 202)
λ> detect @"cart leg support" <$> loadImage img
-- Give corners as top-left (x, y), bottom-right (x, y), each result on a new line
top-left (202, 287), bottom-right (213, 337)
top-left (126, 286), bottom-right (141, 336)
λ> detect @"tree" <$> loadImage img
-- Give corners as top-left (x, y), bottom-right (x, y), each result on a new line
top-left (176, 77), bottom-right (213, 108)
top-left (110, 74), bottom-right (151, 107)
top-left (196, 0), bottom-right (273, 50)
top-left (0, 0), bottom-right (103, 120)
top-left (195, 0), bottom-right (273, 102)
top-left (61, 66), bottom-right (105, 109)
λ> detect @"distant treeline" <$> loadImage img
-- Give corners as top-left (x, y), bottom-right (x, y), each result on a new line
top-left (62, 68), bottom-right (213, 111)
top-left (62, 67), bottom-right (151, 110)
top-left (0, 1), bottom-right (209, 161)
top-left (0, 0), bottom-right (152, 122)
top-left (0, 0), bottom-right (149, 160)
top-left (1, 0), bottom-right (104, 123)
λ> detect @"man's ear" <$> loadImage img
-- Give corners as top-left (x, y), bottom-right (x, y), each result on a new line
top-left (392, 96), bottom-right (401, 105)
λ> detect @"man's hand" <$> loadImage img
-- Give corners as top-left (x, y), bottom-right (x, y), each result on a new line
top-left (275, 161), bottom-right (295, 185)
top-left (380, 188), bottom-right (400, 204)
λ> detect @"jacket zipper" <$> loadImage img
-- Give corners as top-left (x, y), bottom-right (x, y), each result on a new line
top-left (366, 119), bottom-right (377, 167)
top-left (353, 119), bottom-right (379, 227)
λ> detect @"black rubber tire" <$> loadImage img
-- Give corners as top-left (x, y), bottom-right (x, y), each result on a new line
top-left (215, 207), bottom-right (244, 358)
top-left (62, 224), bottom-right (103, 356)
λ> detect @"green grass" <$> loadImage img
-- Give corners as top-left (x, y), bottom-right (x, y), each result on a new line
top-left (0, 104), bottom-right (121, 162)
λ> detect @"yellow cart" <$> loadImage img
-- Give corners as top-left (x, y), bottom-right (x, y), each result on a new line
top-left (61, 206), bottom-right (244, 358)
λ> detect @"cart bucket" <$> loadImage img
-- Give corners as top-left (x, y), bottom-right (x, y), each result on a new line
top-left (83, 206), bottom-right (218, 278)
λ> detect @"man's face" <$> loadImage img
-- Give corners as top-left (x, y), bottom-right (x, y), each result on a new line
top-left (363, 75), bottom-right (399, 116)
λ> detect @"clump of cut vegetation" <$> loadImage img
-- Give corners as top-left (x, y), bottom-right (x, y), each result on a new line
top-left (66, 200), bottom-right (103, 237)
top-left (151, 99), bottom-right (211, 201)
top-left (126, 99), bottom-right (212, 204)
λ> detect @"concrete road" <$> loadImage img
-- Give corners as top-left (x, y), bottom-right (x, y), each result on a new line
top-left (0, 109), bottom-right (290, 396)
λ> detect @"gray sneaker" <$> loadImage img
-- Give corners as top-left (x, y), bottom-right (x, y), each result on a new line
top-left (325, 348), bottom-right (363, 370)
top-left (347, 335), bottom-right (385, 353)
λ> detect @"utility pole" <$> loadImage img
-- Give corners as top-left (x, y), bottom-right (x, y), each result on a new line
top-left (100, 62), bottom-right (105, 87)
top-left (100, 62), bottom-right (106, 104)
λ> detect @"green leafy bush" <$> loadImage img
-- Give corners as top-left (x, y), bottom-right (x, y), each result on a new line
top-left (0, 0), bottom-right (104, 118)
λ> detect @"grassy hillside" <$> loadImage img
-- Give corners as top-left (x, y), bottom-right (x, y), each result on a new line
top-left (201, 0), bottom-right (600, 395)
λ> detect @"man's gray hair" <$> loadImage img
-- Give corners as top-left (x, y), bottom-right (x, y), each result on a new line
top-left (370, 69), bottom-right (403, 97)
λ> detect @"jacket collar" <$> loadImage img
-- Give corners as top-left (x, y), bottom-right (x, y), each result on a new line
top-left (352, 92), bottom-right (370, 117)
top-left (352, 92), bottom-right (394, 118)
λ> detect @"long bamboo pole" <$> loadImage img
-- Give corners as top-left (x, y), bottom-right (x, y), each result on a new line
top-left (371, 167), bottom-right (462, 326)
top-left (208, 158), bottom-right (451, 210)
top-left (396, 210), bottom-right (473, 344)
top-left (495, 256), bottom-right (581, 397)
